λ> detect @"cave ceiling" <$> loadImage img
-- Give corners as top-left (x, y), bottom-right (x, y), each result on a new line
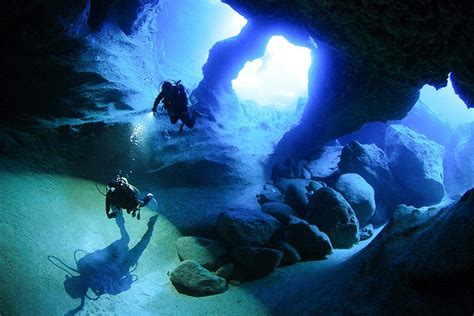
top-left (216, 0), bottom-right (474, 162)
top-left (224, 0), bottom-right (474, 100)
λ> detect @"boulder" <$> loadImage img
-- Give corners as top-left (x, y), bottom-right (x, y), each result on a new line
top-left (274, 242), bottom-right (301, 266)
top-left (230, 262), bottom-right (252, 282)
top-left (215, 262), bottom-right (234, 280)
top-left (306, 145), bottom-right (343, 180)
top-left (170, 260), bottom-right (227, 296)
top-left (176, 237), bottom-right (227, 271)
top-left (385, 125), bottom-right (445, 207)
top-left (359, 224), bottom-right (374, 241)
top-left (333, 173), bottom-right (376, 227)
top-left (256, 184), bottom-right (284, 205)
top-left (305, 187), bottom-right (359, 248)
top-left (338, 141), bottom-right (397, 220)
top-left (274, 178), bottom-right (310, 193)
top-left (286, 216), bottom-right (333, 260)
top-left (306, 180), bottom-right (326, 194)
top-left (443, 122), bottom-right (474, 198)
top-left (261, 202), bottom-right (298, 225)
top-left (398, 100), bottom-right (453, 147)
top-left (216, 209), bottom-right (282, 247)
top-left (275, 178), bottom-right (310, 216)
top-left (230, 247), bottom-right (283, 277)
top-left (271, 159), bottom-right (296, 180)
top-left (294, 160), bottom-right (311, 179)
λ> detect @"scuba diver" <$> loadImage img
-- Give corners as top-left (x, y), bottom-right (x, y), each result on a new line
top-left (151, 80), bottom-right (197, 132)
top-left (105, 175), bottom-right (153, 220)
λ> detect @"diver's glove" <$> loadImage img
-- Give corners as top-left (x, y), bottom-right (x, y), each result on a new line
top-left (107, 212), bottom-right (116, 219)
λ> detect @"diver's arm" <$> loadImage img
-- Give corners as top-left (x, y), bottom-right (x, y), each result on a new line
top-left (152, 92), bottom-right (164, 112)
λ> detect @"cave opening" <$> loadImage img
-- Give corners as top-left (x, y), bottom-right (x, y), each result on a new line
top-left (232, 35), bottom-right (312, 108)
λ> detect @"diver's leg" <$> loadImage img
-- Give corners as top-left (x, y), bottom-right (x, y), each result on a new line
top-left (169, 115), bottom-right (179, 124)
top-left (180, 112), bottom-right (196, 129)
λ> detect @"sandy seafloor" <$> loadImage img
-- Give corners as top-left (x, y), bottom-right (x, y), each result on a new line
top-left (0, 162), bottom-right (379, 315)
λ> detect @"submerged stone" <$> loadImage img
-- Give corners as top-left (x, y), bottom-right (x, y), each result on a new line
top-left (261, 202), bottom-right (298, 225)
top-left (385, 125), bottom-right (445, 207)
top-left (334, 173), bottom-right (376, 227)
top-left (444, 122), bottom-right (474, 198)
top-left (306, 145), bottom-right (343, 180)
top-left (338, 141), bottom-right (396, 221)
top-left (359, 224), bottom-right (374, 241)
top-left (274, 241), bottom-right (302, 266)
top-left (215, 262), bottom-right (234, 280)
top-left (275, 178), bottom-right (310, 216)
top-left (176, 236), bottom-right (227, 271)
top-left (170, 260), bottom-right (227, 296)
top-left (306, 180), bottom-right (326, 194)
top-left (216, 209), bottom-right (282, 247)
top-left (305, 187), bottom-right (359, 248)
top-left (286, 216), bottom-right (333, 260)
top-left (230, 247), bottom-right (283, 277)
top-left (256, 184), bottom-right (284, 205)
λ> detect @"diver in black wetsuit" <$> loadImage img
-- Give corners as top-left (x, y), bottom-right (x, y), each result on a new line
top-left (151, 80), bottom-right (196, 132)
top-left (105, 175), bottom-right (153, 220)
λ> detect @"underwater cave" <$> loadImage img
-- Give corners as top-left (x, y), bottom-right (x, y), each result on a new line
top-left (1, 0), bottom-right (474, 315)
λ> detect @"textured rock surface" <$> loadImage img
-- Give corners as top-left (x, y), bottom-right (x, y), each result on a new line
top-left (230, 247), bottom-right (283, 277)
top-left (397, 100), bottom-right (453, 146)
top-left (170, 260), bottom-right (227, 296)
top-left (338, 142), bottom-right (394, 193)
top-left (286, 216), bottom-right (332, 260)
top-left (176, 237), bottom-right (227, 271)
top-left (274, 242), bottom-right (301, 266)
top-left (224, 1), bottom-right (474, 105)
top-left (334, 173), bottom-right (376, 227)
top-left (274, 178), bottom-right (310, 215)
top-left (306, 145), bottom-right (343, 180)
top-left (385, 125), bottom-right (445, 207)
top-left (306, 180), bottom-right (326, 194)
top-left (219, 1), bottom-right (473, 165)
top-left (338, 141), bottom-right (397, 221)
top-left (216, 209), bottom-right (281, 247)
top-left (261, 202), bottom-right (298, 225)
top-left (340, 100), bottom-right (453, 149)
top-left (359, 224), bottom-right (374, 241)
top-left (4, 1), bottom-right (474, 164)
top-left (305, 187), bottom-right (359, 248)
top-left (343, 192), bottom-right (474, 314)
top-left (274, 178), bottom-right (309, 193)
top-left (256, 184), bottom-right (284, 205)
top-left (215, 262), bottom-right (234, 280)
top-left (283, 183), bottom-right (309, 216)
top-left (443, 123), bottom-right (474, 198)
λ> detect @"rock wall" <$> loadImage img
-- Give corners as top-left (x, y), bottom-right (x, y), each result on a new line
top-left (3, 1), bottom-right (474, 167)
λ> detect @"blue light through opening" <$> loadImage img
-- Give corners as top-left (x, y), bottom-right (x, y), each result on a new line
top-left (419, 77), bottom-right (474, 127)
top-left (232, 36), bottom-right (312, 108)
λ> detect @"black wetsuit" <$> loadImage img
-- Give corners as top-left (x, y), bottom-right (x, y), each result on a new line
top-left (105, 179), bottom-right (148, 219)
top-left (152, 84), bottom-right (195, 129)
